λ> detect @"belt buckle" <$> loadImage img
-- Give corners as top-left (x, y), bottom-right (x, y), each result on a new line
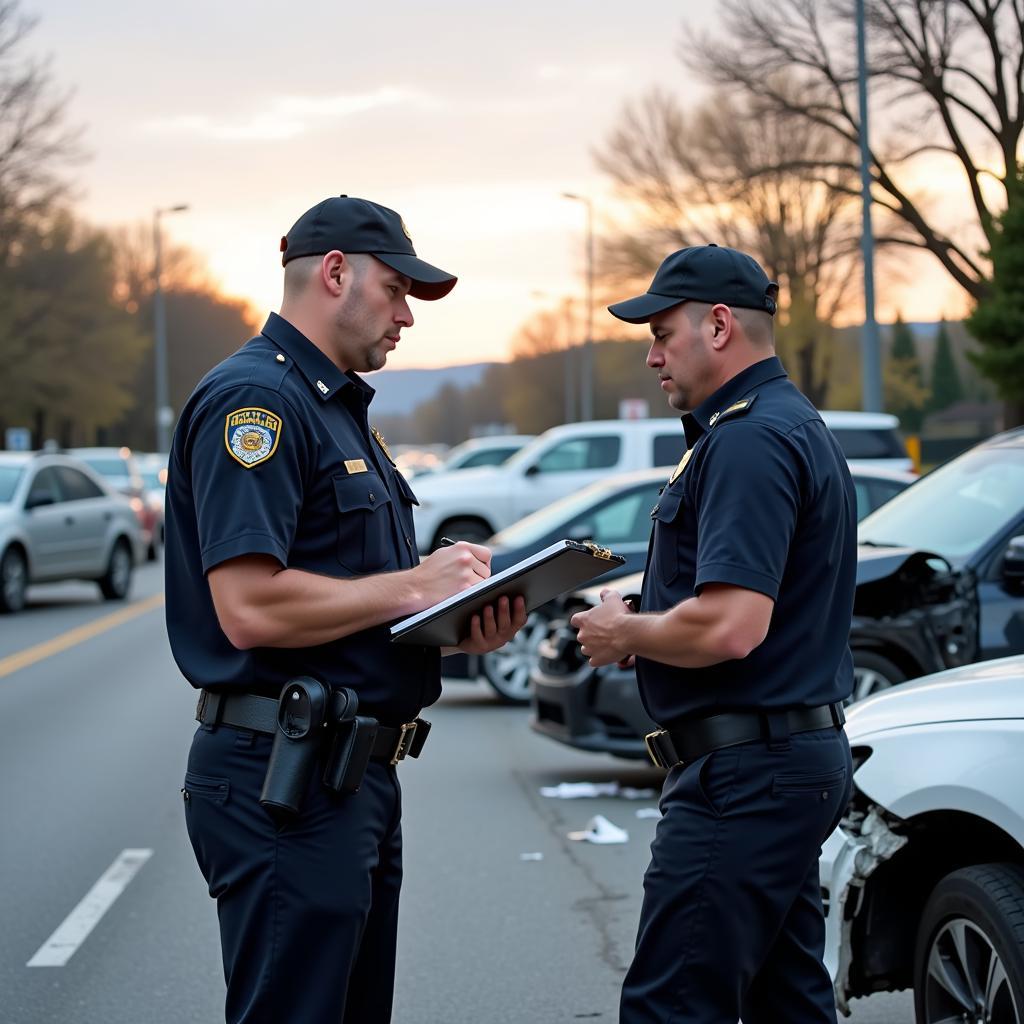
top-left (390, 721), bottom-right (418, 765)
top-left (644, 729), bottom-right (668, 770)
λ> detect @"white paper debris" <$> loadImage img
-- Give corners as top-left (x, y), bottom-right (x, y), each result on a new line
top-left (540, 781), bottom-right (657, 800)
top-left (567, 814), bottom-right (630, 844)
top-left (635, 808), bottom-right (662, 819)
top-left (519, 852), bottom-right (544, 861)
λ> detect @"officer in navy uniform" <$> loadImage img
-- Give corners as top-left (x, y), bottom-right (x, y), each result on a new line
top-left (164, 195), bottom-right (525, 1024)
top-left (571, 245), bottom-right (856, 1024)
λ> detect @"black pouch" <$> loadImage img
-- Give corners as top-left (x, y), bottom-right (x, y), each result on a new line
top-left (322, 716), bottom-right (379, 795)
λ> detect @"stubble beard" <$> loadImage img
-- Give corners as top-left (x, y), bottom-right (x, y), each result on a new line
top-left (335, 288), bottom-right (388, 373)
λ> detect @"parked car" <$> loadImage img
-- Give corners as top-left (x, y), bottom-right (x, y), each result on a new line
top-left (446, 467), bottom-right (672, 702)
top-left (69, 446), bottom-right (160, 561)
top-left (820, 410), bottom-right (914, 474)
top-left (411, 435), bottom-right (535, 477)
top-left (0, 452), bottom-right (144, 613)
top-left (531, 539), bottom-right (977, 758)
top-left (850, 465), bottom-right (915, 520)
top-left (819, 655), bottom-right (1024, 1019)
top-left (412, 419), bottom-right (688, 550)
top-left (135, 452), bottom-right (168, 557)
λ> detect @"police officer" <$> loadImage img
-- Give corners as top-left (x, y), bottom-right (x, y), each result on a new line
top-left (571, 245), bottom-right (856, 1024)
top-left (164, 195), bottom-right (526, 1024)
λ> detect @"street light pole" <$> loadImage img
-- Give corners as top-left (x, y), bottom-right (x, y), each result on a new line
top-left (153, 204), bottom-right (189, 452)
top-left (856, 0), bottom-right (883, 412)
top-left (562, 192), bottom-right (594, 421)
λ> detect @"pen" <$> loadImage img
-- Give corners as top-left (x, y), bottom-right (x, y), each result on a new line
top-left (439, 537), bottom-right (456, 547)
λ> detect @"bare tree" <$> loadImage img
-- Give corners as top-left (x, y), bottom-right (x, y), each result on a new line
top-left (692, 0), bottom-right (1024, 302)
top-left (597, 82), bottom-right (862, 406)
top-left (0, 0), bottom-right (82, 265)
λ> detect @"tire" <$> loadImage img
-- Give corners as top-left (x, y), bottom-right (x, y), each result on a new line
top-left (914, 864), bottom-right (1024, 1024)
top-left (98, 539), bottom-right (133, 601)
top-left (433, 518), bottom-right (493, 548)
top-left (480, 610), bottom-right (552, 704)
top-left (850, 650), bottom-right (907, 703)
top-left (0, 546), bottom-right (28, 614)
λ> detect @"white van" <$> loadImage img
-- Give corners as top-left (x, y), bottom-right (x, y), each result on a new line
top-left (410, 419), bottom-right (686, 551)
top-left (820, 411), bottom-right (913, 473)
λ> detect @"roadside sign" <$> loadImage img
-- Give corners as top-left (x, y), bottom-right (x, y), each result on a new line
top-left (619, 399), bottom-right (649, 420)
top-left (5, 427), bottom-right (31, 451)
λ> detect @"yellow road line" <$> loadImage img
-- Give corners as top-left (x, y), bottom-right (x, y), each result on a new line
top-left (0, 593), bottom-right (165, 680)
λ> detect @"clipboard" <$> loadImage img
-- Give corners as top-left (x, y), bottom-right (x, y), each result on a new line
top-left (389, 539), bottom-right (626, 647)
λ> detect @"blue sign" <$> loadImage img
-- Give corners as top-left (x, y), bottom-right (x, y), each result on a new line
top-left (5, 427), bottom-right (31, 451)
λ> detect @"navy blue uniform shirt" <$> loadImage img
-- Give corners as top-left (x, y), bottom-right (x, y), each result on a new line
top-left (637, 355), bottom-right (857, 724)
top-left (164, 313), bottom-right (440, 722)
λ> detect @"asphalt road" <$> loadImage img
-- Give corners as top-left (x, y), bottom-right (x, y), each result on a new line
top-left (0, 563), bottom-right (913, 1023)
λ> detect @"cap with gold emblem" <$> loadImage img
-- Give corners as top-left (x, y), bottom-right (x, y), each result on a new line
top-left (280, 195), bottom-right (457, 300)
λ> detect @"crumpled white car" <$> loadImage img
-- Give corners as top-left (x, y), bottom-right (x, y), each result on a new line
top-left (821, 655), bottom-right (1024, 1021)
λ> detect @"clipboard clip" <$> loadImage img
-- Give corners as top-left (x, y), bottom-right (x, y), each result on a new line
top-left (579, 541), bottom-right (614, 560)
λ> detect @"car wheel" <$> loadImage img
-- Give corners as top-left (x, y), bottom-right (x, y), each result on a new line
top-left (98, 540), bottom-right (133, 601)
top-left (914, 864), bottom-right (1024, 1024)
top-left (434, 518), bottom-right (493, 547)
top-left (0, 546), bottom-right (28, 614)
top-left (850, 651), bottom-right (907, 703)
top-left (480, 611), bottom-right (552, 704)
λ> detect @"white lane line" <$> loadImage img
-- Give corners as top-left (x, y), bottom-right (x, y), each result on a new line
top-left (27, 848), bottom-right (153, 967)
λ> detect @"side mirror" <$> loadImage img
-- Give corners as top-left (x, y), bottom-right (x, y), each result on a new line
top-left (567, 523), bottom-right (593, 542)
top-left (25, 492), bottom-right (55, 510)
top-left (1003, 535), bottom-right (1024, 584)
top-left (524, 463), bottom-right (540, 477)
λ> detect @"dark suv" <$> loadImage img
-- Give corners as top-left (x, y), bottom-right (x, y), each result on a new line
top-left (530, 426), bottom-right (1024, 759)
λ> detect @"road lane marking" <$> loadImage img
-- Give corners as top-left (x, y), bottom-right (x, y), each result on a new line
top-left (27, 848), bottom-right (154, 967)
top-left (0, 593), bottom-right (165, 680)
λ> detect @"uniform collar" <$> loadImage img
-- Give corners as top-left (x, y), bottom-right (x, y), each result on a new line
top-left (261, 313), bottom-right (374, 405)
top-left (683, 355), bottom-right (787, 443)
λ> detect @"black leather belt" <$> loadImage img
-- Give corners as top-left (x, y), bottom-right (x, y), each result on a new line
top-left (195, 689), bottom-right (429, 765)
top-left (644, 702), bottom-right (845, 770)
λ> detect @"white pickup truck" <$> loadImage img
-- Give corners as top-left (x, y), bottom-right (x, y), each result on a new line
top-left (410, 419), bottom-right (686, 552)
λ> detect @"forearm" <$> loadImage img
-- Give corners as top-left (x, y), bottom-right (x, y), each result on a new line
top-left (213, 562), bottom-right (426, 649)
top-left (617, 592), bottom-right (764, 668)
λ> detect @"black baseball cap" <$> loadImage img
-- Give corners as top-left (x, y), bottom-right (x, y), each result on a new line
top-left (280, 195), bottom-right (457, 300)
top-left (608, 244), bottom-right (778, 324)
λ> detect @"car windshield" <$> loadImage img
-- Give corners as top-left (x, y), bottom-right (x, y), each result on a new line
top-left (0, 466), bottom-right (24, 502)
top-left (858, 442), bottom-right (1024, 561)
top-left (491, 478), bottom-right (637, 547)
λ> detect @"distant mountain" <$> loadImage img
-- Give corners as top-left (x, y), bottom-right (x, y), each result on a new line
top-left (367, 363), bottom-right (495, 416)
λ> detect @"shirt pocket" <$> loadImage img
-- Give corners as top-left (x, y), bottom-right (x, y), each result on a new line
top-left (650, 484), bottom-right (685, 585)
top-left (333, 472), bottom-right (394, 574)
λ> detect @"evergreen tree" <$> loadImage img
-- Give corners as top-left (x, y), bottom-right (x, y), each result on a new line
top-left (967, 170), bottom-right (1024, 423)
top-left (928, 321), bottom-right (964, 413)
top-left (885, 313), bottom-right (926, 433)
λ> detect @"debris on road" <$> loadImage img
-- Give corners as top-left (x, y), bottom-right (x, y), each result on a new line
top-left (635, 808), bottom-right (661, 819)
top-left (567, 815), bottom-right (629, 844)
top-left (519, 852), bottom-right (544, 861)
top-left (540, 781), bottom-right (657, 800)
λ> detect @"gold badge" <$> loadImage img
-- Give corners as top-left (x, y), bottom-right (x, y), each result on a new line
top-left (669, 448), bottom-right (693, 484)
top-left (371, 427), bottom-right (395, 465)
top-left (399, 218), bottom-right (412, 242)
top-left (344, 459), bottom-right (367, 474)
top-left (224, 408), bottom-right (282, 469)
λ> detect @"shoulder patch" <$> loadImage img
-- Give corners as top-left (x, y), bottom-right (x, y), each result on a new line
top-left (709, 394), bottom-right (757, 427)
top-left (225, 407), bottom-right (282, 468)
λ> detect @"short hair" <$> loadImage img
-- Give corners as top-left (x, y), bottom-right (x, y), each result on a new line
top-left (684, 301), bottom-right (774, 347)
top-left (282, 252), bottom-right (372, 301)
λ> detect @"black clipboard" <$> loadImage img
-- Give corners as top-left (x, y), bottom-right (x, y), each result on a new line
top-left (389, 539), bottom-right (626, 647)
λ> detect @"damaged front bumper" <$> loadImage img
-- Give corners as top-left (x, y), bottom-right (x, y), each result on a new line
top-left (820, 807), bottom-right (908, 1015)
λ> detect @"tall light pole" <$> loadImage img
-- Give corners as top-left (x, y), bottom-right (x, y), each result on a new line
top-left (856, 0), bottom-right (883, 412)
top-left (562, 192), bottom-right (594, 421)
top-left (153, 203), bottom-right (189, 453)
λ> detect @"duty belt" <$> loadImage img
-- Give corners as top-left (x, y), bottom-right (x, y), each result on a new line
top-left (195, 689), bottom-right (429, 765)
top-left (643, 701), bottom-right (845, 770)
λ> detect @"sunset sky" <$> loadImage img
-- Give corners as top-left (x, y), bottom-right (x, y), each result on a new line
top-left (33, 0), bottom-right (975, 368)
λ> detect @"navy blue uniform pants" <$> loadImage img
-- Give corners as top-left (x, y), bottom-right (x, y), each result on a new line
top-left (183, 724), bottom-right (403, 1024)
top-left (620, 726), bottom-right (852, 1024)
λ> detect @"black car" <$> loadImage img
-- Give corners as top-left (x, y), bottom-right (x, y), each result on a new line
top-left (444, 467), bottom-right (670, 702)
top-left (530, 424), bottom-right (1024, 757)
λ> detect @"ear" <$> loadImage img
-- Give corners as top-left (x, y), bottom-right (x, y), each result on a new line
top-left (321, 251), bottom-right (347, 296)
top-left (709, 304), bottom-right (732, 350)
